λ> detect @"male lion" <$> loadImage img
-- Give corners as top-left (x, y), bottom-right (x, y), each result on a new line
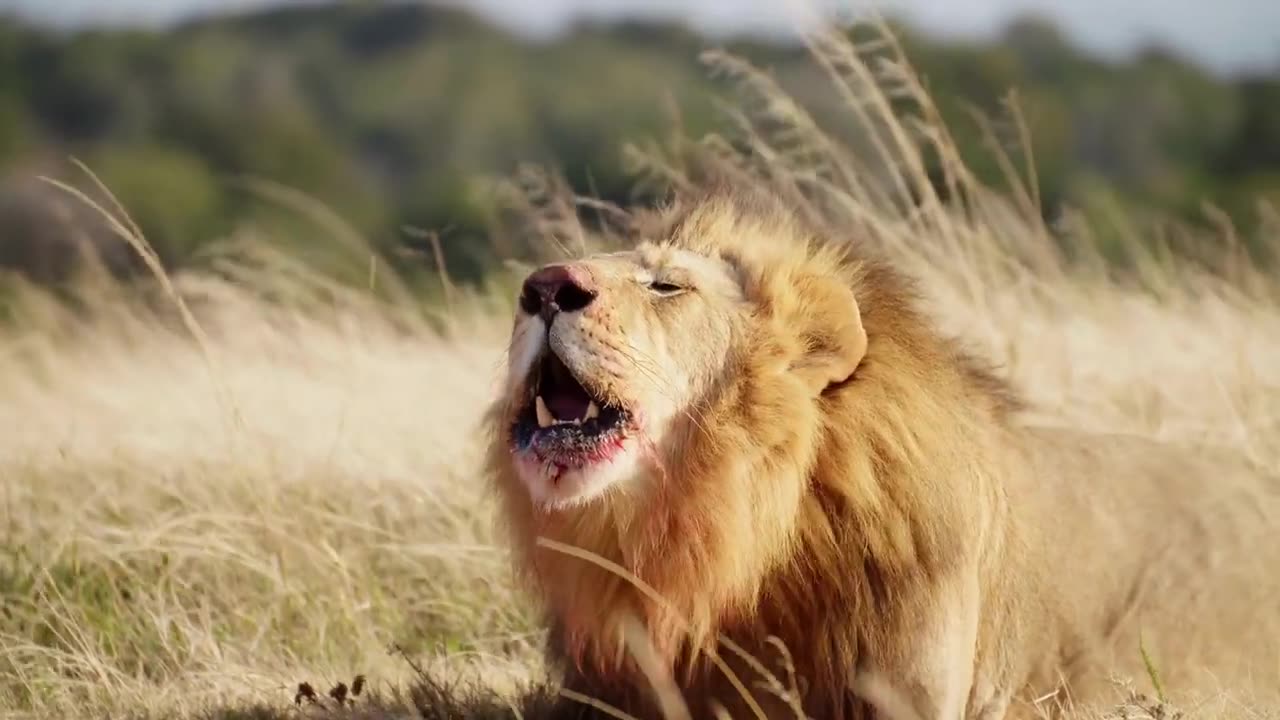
top-left (483, 186), bottom-right (1280, 719)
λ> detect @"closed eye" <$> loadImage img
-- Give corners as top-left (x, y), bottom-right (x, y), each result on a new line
top-left (648, 280), bottom-right (687, 295)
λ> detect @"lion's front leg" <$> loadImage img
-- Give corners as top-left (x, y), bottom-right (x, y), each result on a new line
top-left (856, 570), bottom-right (983, 720)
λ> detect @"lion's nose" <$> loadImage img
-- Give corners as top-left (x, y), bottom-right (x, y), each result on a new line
top-left (519, 264), bottom-right (597, 322)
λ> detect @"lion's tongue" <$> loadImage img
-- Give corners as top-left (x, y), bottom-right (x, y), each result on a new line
top-left (542, 353), bottom-right (591, 421)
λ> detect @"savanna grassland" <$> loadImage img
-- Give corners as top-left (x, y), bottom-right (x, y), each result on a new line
top-left (3, 18), bottom-right (1280, 720)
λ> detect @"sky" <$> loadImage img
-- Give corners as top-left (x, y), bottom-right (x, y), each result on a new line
top-left (1, 0), bottom-right (1277, 75)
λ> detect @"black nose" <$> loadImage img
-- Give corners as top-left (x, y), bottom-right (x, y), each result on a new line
top-left (519, 264), bottom-right (597, 322)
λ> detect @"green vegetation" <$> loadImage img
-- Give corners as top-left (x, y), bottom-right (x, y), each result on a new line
top-left (0, 4), bottom-right (1277, 291)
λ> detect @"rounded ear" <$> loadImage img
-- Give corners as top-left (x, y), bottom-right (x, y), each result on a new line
top-left (789, 277), bottom-right (868, 395)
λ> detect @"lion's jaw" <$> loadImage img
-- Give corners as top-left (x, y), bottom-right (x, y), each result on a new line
top-left (499, 247), bottom-right (740, 510)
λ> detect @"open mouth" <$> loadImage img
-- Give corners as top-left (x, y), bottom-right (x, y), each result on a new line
top-left (511, 350), bottom-right (633, 466)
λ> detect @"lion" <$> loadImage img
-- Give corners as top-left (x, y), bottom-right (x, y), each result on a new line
top-left (482, 185), bottom-right (1280, 719)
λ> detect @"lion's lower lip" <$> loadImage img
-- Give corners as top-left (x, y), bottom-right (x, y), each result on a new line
top-left (512, 403), bottom-right (631, 460)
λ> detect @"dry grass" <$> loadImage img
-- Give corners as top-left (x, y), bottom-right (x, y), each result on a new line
top-left (3, 15), bottom-right (1280, 720)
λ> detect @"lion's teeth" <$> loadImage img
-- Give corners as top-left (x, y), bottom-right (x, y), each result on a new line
top-left (535, 396), bottom-right (553, 428)
top-left (585, 401), bottom-right (600, 421)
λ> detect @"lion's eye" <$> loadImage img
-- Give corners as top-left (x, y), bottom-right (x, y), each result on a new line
top-left (648, 281), bottom-right (686, 296)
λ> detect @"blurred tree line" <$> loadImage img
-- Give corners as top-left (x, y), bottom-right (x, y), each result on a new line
top-left (0, 3), bottom-right (1277, 291)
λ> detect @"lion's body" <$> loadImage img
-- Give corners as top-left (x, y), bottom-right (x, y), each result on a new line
top-left (485, 188), bottom-right (1280, 719)
top-left (1005, 427), bottom-right (1280, 706)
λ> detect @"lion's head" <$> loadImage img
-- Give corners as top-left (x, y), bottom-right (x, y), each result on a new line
top-left (494, 191), bottom-right (867, 511)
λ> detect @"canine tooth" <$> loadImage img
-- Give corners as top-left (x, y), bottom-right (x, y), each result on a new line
top-left (585, 401), bottom-right (600, 421)
top-left (535, 396), bottom-right (553, 428)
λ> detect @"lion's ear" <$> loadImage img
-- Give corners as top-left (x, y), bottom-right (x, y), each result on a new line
top-left (789, 278), bottom-right (867, 395)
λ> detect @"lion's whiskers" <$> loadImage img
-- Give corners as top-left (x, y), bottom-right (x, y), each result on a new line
top-left (608, 343), bottom-right (715, 435)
